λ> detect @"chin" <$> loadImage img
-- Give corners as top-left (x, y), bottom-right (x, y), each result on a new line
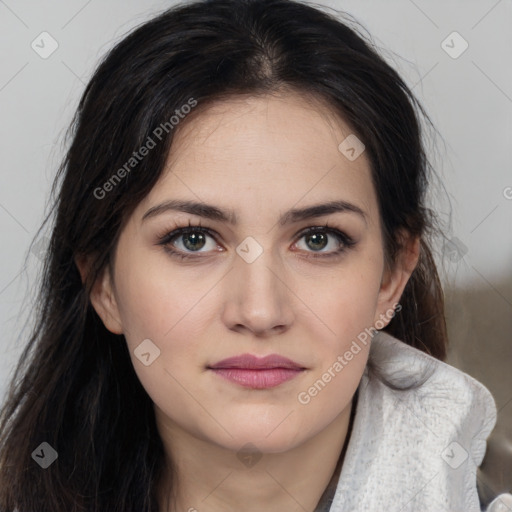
top-left (209, 422), bottom-right (306, 455)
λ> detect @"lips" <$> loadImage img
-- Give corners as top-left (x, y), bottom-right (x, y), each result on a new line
top-left (207, 354), bottom-right (306, 389)
top-left (208, 353), bottom-right (305, 370)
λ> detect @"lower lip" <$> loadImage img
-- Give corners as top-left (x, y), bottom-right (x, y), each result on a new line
top-left (209, 368), bottom-right (304, 389)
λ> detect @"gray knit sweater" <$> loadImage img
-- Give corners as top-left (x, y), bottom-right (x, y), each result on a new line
top-left (314, 331), bottom-right (511, 512)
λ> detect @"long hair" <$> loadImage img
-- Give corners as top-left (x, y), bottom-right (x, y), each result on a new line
top-left (0, 1), bottom-right (448, 510)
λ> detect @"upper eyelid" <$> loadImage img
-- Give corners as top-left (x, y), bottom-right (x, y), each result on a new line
top-left (163, 223), bottom-right (346, 236)
top-left (161, 224), bottom-right (352, 247)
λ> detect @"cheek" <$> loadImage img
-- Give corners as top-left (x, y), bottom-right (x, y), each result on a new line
top-left (293, 266), bottom-right (379, 436)
top-left (295, 342), bottom-right (368, 438)
top-left (111, 254), bottom-right (209, 423)
top-left (311, 256), bottom-right (383, 348)
top-left (294, 251), bottom-right (381, 390)
top-left (111, 248), bottom-right (222, 403)
top-left (113, 248), bottom-right (210, 347)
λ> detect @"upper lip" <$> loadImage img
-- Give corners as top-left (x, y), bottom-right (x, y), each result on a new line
top-left (208, 353), bottom-right (305, 370)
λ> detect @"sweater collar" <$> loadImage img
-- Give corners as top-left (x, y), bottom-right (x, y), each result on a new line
top-left (324, 330), bottom-right (497, 511)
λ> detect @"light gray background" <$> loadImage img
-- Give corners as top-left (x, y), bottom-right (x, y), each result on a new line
top-left (1, 0), bottom-right (511, 446)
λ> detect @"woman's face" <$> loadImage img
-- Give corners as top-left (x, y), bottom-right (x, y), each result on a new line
top-left (89, 91), bottom-right (416, 454)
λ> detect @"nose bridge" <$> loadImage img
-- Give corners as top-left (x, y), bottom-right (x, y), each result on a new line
top-left (236, 235), bottom-right (283, 303)
top-left (225, 235), bottom-right (293, 334)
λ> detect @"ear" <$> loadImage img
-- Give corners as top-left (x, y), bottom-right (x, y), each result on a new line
top-left (373, 232), bottom-right (420, 328)
top-left (75, 255), bottom-right (124, 335)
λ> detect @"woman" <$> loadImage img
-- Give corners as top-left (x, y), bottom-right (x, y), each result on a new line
top-left (0, 0), bottom-right (509, 510)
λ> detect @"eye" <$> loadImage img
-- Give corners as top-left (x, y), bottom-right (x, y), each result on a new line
top-left (156, 221), bottom-right (356, 261)
top-left (156, 222), bottom-right (219, 260)
top-left (293, 225), bottom-right (356, 259)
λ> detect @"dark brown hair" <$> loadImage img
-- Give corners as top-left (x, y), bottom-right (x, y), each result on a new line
top-left (0, 0), bottom-right (447, 510)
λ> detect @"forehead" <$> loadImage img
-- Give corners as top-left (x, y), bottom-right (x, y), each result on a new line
top-left (136, 91), bottom-right (379, 227)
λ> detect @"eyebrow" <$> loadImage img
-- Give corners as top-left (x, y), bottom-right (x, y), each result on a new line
top-left (142, 199), bottom-right (367, 226)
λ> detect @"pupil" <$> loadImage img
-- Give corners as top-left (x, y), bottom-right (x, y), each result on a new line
top-left (307, 233), bottom-right (327, 251)
top-left (183, 232), bottom-right (206, 251)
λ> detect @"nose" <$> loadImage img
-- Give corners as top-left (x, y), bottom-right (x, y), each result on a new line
top-left (220, 246), bottom-right (294, 337)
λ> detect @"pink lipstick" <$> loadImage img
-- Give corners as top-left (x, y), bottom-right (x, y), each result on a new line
top-left (208, 353), bottom-right (305, 389)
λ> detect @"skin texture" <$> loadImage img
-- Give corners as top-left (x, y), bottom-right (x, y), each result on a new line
top-left (81, 90), bottom-right (420, 511)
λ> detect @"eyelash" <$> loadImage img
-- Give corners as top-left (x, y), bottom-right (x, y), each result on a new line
top-left (156, 220), bottom-right (356, 261)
